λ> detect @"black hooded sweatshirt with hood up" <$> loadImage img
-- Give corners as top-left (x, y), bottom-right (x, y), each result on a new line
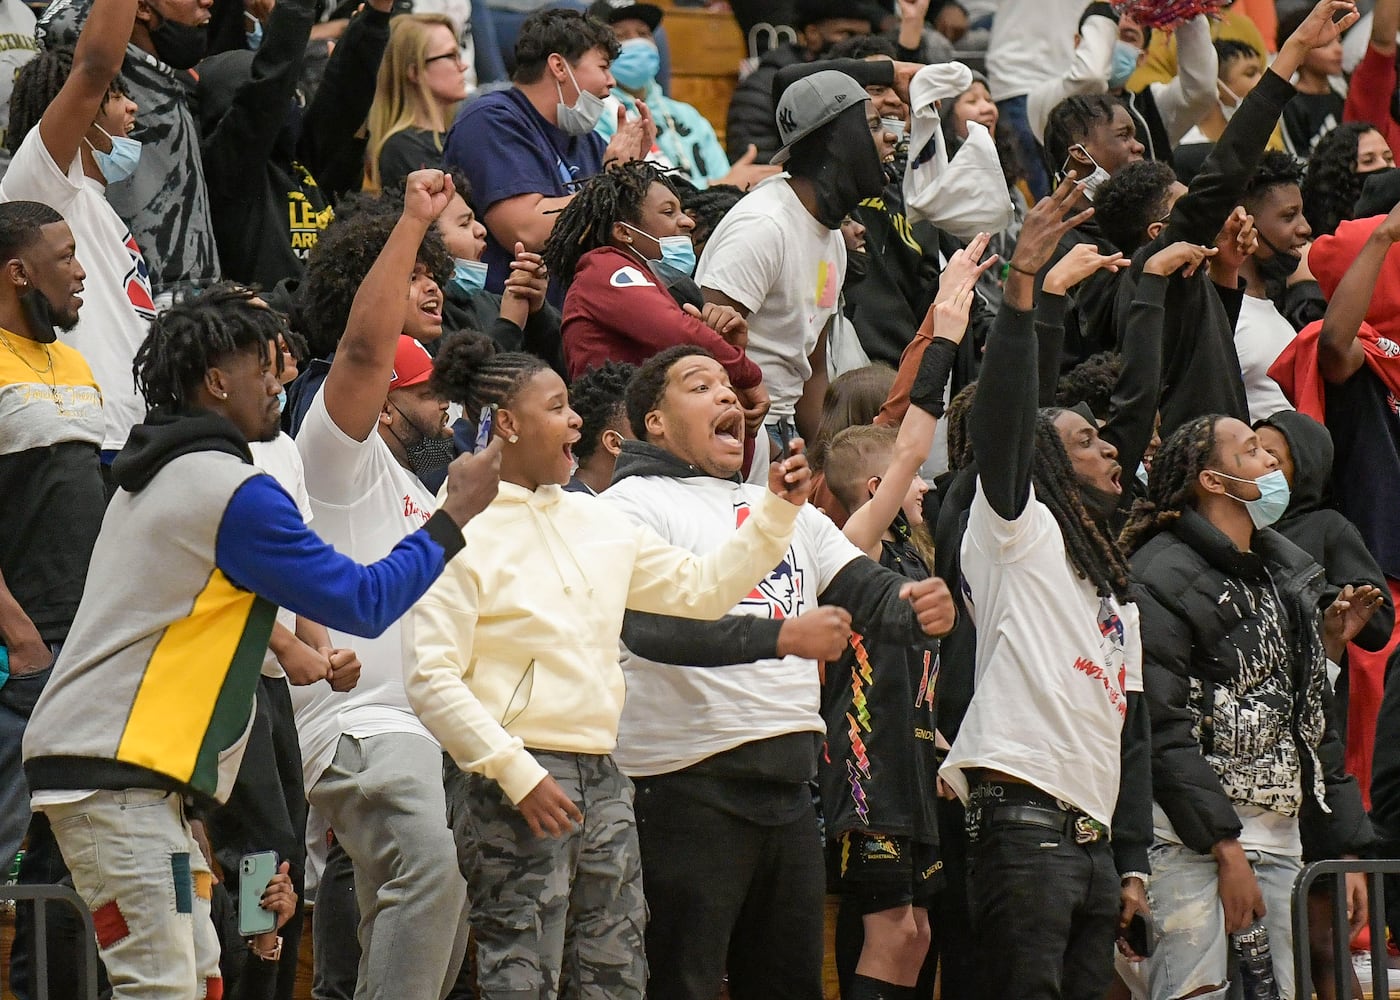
top-left (1255, 410), bottom-right (1394, 652)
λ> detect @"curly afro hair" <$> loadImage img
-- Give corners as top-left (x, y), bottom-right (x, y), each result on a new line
top-left (1091, 160), bottom-right (1178, 254)
top-left (569, 361), bottom-right (636, 465)
top-left (1057, 352), bottom-right (1124, 421)
top-left (298, 205), bottom-right (453, 360)
top-left (1303, 122), bottom-right (1377, 238)
top-left (1244, 149), bottom-right (1305, 215)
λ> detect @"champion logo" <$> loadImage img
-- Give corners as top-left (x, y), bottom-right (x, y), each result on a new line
top-left (609, 266), bottom-right (654, 288)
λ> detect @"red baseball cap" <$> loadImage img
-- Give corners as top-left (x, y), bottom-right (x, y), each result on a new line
top-left (389, 336), bottom-right (434, 391)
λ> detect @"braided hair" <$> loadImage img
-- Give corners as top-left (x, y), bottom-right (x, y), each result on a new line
top-left (431, 330), bottom-right (550, 412)
top-left (1035, 409), bottom-right (1133, 601)
top-left (1302, 122), bottom-right (1375, 238)
top-left (1119, 414), bottom-right (1221, 553)
top-left (1057, 352), bottom-right (1123, 422)
top-left (944, 381), bottom-right (977, 472)
top-left (8, 45), bottom-right (127, 155)
top-left (133, 282), bottom-right (289, 411)
top-left (681, 183), bottom-right (743, 257)
top-left (1043, 94), bottom-right (1119, 181)
top-left (570, 360), bottom-right (636, 465)
top-left (543, 160), bottom-right (677, 287)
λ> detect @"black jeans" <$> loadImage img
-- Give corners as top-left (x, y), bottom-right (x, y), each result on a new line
top-left (967, 809), bottom-right (1119, 999)
top-left (312, 835), bottom-right (359, 1000)
top-left (634, 775), bottom-right (825, 1000)
top-left (208, 675), bottom-right (307, 1000)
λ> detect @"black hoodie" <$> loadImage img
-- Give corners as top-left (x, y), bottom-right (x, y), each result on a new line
top-left (196, 0), bottom-right (332, 290)
top-left (112, 407), bottom-right (253, 493)
top-left (1256, 410), bottom-right (1394, 652)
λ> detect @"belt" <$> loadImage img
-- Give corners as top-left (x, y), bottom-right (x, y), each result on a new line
top-left (984, 804), bottom-right (1107, 844)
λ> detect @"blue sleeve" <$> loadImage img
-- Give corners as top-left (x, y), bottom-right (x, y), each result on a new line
top-left (214, 475), bottom-right (465, 638)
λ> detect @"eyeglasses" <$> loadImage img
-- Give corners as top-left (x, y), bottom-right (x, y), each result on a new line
top-left (424, 50), bottom-right (464, 67)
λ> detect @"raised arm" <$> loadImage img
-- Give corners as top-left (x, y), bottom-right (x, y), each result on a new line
top-left (1374, 0), bottom-right (1399, 56)
top-left (1148, 14), bottom-right (1219, 147)
top-left (971, 181), bottom-right (1096, 519)
top-left (1027, 6), bottom-right (1116, 144)
top-left (37, 0), bottom-right (138, 171)
top-left (322, 170), bottom-right (452, 441)
top-left (1319, 202), bottom-right (1400, 383)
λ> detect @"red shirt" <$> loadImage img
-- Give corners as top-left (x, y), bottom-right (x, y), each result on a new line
top-left (1345, 44), bottom-right (1400, 158)
top-left (560, 246), bottom-right (763, 388)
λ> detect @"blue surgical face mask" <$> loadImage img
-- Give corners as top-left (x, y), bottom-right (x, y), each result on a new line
top-left (85, 125), bottom-right (141, 184)
top-left (276, 388), bottom-right (287, 413)
top-left (1108, 40), bottom-right (1141, 90)
top-left (1214, 468), bottom-right (1291, 529)
top-left (622, 222), bottom-right (697, 276)
top-left (611, 37), bottom-right (660, 91)
top-left (449, 257), bottom-right (489, 296)
top-left (245, 13), bottom-right (264, 50)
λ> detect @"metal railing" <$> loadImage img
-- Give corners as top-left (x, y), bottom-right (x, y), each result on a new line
top-left (1, 883), bottom-right (100, 1000)
top-left (1293, 858), bottom-right (1400, 1000)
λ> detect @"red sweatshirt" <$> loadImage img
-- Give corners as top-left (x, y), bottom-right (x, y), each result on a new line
top-left (1344, 44), bottom-right (1400, 159)
top-left (561, 246), bottom-right (763, 388)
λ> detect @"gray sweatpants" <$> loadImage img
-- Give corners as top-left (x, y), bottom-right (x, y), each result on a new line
top-left (445, 750), bottom-right (647, 999)
top-left (309, 732), bottom-right (469, 1000)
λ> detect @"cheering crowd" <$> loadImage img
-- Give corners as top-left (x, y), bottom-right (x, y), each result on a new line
top-left (6, 0), bottom-right (1400, 996)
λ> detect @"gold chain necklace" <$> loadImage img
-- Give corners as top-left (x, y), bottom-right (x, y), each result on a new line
top-left (0, 328), bottom-right (65, 413)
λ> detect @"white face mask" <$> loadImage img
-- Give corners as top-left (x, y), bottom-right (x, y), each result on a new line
top-left (555, 57), bottom-right (606, 136)
top-left (1064, 144), bottom-right (1110, 202)
top-left (1218, 81), bottom-right (1243, 122)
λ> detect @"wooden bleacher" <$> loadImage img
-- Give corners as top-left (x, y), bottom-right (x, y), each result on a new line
top-left (655, 0), bottom-right (747, 149)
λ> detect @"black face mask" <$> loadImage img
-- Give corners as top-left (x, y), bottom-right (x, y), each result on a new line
top-left (790, 105), bottom-right (887, 230)
top-left (149, 17), bottom-right (208, 70)
top-left (1256, 232), bottom-right (1302, 296)
top-left (647, 259), bottom-right (706, 311)
top-left (845, 249), bottom-right (869, 286)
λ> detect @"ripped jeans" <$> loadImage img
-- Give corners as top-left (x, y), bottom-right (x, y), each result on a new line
top-left (1118, 841), bottom-right (1302, 1000)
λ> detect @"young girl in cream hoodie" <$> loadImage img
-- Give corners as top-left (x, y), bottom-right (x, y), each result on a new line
top-left (403, 332), bottom-right (811, 1000)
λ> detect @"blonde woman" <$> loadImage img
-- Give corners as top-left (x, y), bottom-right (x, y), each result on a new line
top-left (365, 14), bottom-right (468, 191)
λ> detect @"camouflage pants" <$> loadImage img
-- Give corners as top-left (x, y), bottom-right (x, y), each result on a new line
top-left (445, 751), bottom-right (648, 999)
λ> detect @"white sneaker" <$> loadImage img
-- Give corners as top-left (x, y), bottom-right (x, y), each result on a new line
top-left (1351, 951), bottom-right (1400, 992)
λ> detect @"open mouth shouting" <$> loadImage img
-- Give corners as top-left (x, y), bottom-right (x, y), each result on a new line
top-left (713, 407), bottom-right (744, 452)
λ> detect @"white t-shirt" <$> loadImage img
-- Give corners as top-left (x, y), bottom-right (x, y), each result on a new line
top-left (1235, 293), bottom-right (1297, 423)
top-left (290, 390), bottom-right (438, 790)
top-left (941, 483), bottom-right (1144, 828)
top-left (602, 473), bottom-right (863, 776)
top-left (0, 128), bottom-right (157, 451)
top-left (0, 0), bottom-right (37, 178)
top-left (695, 174), bottom-right (845, 421)
top-left (251, 431), bottom-right (313, 680)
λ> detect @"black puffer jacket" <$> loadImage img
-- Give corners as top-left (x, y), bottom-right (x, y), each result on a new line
top-left (1131, 509), bottom-right (1372, 858)
top-left (725, 43), bottom-right (806, 163)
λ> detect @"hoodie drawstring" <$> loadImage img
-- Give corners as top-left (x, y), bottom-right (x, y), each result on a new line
top-left (528, 501), bottom-right (594, 597)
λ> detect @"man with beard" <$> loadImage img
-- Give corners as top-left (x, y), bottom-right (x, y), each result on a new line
top-left (38, 0), bottom-right (220, 300)
top-left (20, 277), bottom-right (500, 1000)
top-left (698, 68), bottom-right (903, 450)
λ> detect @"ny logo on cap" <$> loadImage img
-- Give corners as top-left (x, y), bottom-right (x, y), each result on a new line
top-left (778, 106), bottom-right (796, 132)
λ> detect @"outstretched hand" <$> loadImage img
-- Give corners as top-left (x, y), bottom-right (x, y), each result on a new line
top-left (936, 232), bottom-right (999, 305)
top-left (1043, 243), bottom-right (1126, 294)
top-left (1007, 178), bottom-right (1094, 278)
top-left (1284, 0), bottom-right (1359, 52)
top-left (1144, 241), bottom-right (1218, 278)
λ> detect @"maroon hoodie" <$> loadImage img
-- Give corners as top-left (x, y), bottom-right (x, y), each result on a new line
top-left (561, 245), bottom-right (763, 388)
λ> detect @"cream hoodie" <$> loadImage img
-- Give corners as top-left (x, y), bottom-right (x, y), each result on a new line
top-left (403, 481), bottom-right (801, 803)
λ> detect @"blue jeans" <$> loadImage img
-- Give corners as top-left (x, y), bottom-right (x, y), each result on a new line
top-left (1117, 840), bottom-right (1303, 1000)
top-left (997, 94), bottom-right (1051, 199)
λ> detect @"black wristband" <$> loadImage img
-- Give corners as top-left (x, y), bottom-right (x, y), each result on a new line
top-left (1008, 261), bottom-right (1038, 277)
top-left (909, 337), bottom-right (960, 418)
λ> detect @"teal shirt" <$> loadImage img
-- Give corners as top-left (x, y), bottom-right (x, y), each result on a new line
top-left (594, 82), bottom-right (732, 190)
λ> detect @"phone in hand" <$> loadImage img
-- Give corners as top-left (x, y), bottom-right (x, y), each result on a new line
top-left (238, 850), bottom-right (279, 937)
top-left (1121, 910), bottom-right (1155, 958)
top-left (475, 404), bottom-right (496, 452)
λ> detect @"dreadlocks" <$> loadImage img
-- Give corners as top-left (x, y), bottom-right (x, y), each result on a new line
top-left (431, 329), bottom-right (550, 412)
top-left (681, 183), bottom-right (743, 256)
top-left (1043, 94), bottom-right (1119, 180)
top-left (134, 282), bottom-right (289, 411)
top-left (8, 45), bottom-right (128, 156)
top-left (945, 381), bottom-right (978, 472)
top-left (1057, 352), bottom-right (1123, 422)
top-left (1119, 414), bottom-right (1221, 553)
top-left (543, 160), bottom-right (676, 287)
top-left (1033, 410), bottom-right (1133, 601)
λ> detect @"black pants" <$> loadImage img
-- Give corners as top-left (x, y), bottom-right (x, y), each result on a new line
top-left (635, 775), bottom-right (825, 1000)
top-left (967, 815), bottom-right (1118, 999)
top-left (311, 835), bottom-right (359, 1000)
top-left (208, 675), bottom-right (307, 1000)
